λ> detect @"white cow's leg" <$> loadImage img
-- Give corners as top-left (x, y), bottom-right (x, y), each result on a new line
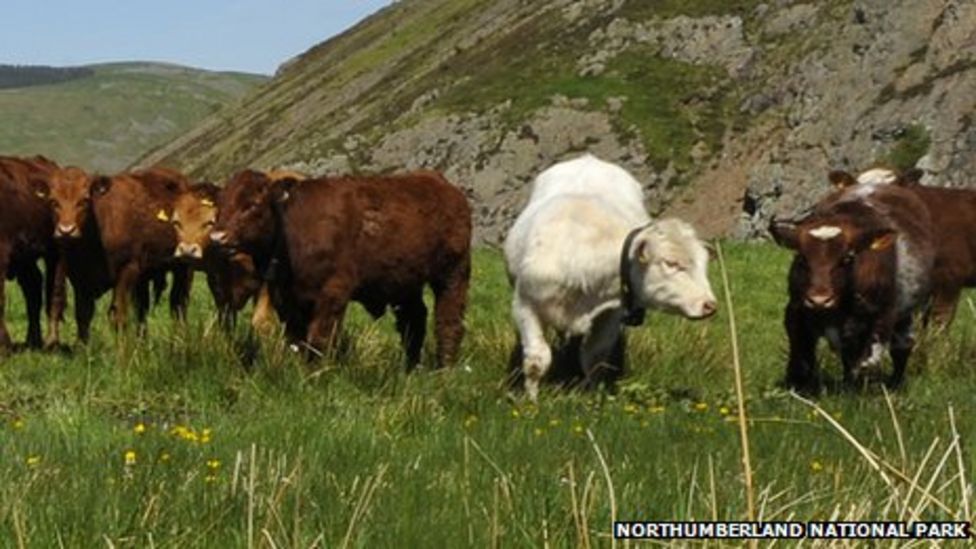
top-left (513, 293), bottom-right (551, 402)
top-left (580, 312), bottom-right (625, 390)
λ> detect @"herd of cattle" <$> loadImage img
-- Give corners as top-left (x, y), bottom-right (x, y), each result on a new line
top-left (0, 153), bottom-right (973, 399)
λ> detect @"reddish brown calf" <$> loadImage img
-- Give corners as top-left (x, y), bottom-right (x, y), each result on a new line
top-left (770, 177), bottom-right (934, 393)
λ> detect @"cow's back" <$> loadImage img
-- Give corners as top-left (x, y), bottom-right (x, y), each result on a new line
top-left (283, 172), bottom-right (471, 300)
top-left (909, 186), bottom-right (976, 286)
top-left (505, 155), bottom-right (649, 289)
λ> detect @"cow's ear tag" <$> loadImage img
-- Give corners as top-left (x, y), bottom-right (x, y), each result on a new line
top-left (35, 191), bottom-right (46, 198)
top-left (156, 209), bottom-right (170, 222)
top-left (870, 233), bottom-right (896, 251)
top-left (278, 190), bottom-right (290, 203)
top-left (201, 198), bottom-right (214, 207)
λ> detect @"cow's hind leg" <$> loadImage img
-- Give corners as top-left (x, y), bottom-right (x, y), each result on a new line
top-left (110, 263), bottom-right (141, 332)
top-left (926, 285), bottom-right (961, 329)
top-left (394, 292), bottom-right (427, 371)
top-left (580, 311), bottom-right (626, 392)
top-left (432, 257), bottom-right (470, 369)
top-left (17, 261), bottom-right (44, 349)
top-left (512, 290), bottom-right (551, 402)
top-left (0, 245), bottom-right (12, 350)
top-left (888, 316), bottom-right (915, 388)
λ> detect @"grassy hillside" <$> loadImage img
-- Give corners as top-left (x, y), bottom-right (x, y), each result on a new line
top-left (0, 244), bottom-right (973, 545)
top-left (0, 62), bottom-right (266, 172)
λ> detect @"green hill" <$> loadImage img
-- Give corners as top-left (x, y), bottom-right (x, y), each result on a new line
top-left (0, 62), bottom-right (267, 172)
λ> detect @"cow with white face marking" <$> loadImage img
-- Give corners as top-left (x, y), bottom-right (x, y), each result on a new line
top-left (770, 173), bottom-right (934, 393)
top-left (504, 154), bottom-right (717, 401)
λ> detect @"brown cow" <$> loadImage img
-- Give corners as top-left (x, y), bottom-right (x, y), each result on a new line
top-left (211, 169), bottom-right (472, 369)
top-left (171, 182), bottom-right (274, 331)
top-left (770, 176), bottom-right (934, 393)
top-left (0, 155), bottom-right (62, 350)
top-left (35, 166), bottom-right (192, 339)
top-left (832, 168), bottom-right (976, 325)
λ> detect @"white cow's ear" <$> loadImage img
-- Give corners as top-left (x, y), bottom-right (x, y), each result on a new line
top-left (635, 237), bottom-right (653, 265)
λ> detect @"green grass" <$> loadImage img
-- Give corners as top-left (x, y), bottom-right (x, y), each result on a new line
top-left (1, 244), bottom-right (974, 546)
top-left (880, 124), bottom-right (932, 172)
top-left (0, 63), bottom-right (265, 173)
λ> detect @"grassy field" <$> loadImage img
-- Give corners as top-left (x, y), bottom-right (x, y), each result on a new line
top-left (0, 243), bottom-right (974, 547)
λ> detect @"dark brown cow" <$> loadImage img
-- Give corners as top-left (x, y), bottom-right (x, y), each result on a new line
top-left (35, 166), bottom-right (192, 339)
top-left (770, 176), bottom-right (934, 393)
top-left (832, 168), bottom-right (976, 325)
top-left (0, 155), bottom-right (62, 350)
top-left (211, 169), bottom-right (472, 368)
top-left (171, 182), bottom-right (274, 331)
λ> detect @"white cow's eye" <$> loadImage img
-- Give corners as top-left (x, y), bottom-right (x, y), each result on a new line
top-left (663, 260), bottom-right (683, 271)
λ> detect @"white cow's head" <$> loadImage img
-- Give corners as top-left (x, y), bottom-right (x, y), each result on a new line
top-left (625, 219), bottom-right (717, 320)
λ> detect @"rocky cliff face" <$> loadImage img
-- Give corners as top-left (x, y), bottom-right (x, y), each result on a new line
top-left (137, 0), bottom-right (976, 245)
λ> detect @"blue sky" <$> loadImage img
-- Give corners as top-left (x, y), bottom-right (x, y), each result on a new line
top-left (0, 1), bottom-right (390, 75)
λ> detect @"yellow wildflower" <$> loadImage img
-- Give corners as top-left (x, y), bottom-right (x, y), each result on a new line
top-left (719, 406), bottom-right (731, 416)
top-left (573, 424), bottom-right (584, 435)
top-left (159, 452), bottom-right (171, 463)
top-left (25, 455), bottom-right (40, 467)
top-left (124, 450), bottom-right (137, 465)
top-left (133, 422), bottom-right (147, 435)
top-left (694, 402), bottom-right (708, 412)
top-left (623, 403), bottom-right (639, 414)
top-left (205, 475), bottom-right (217, 484)
top-left (12, 419), bottom-right (25, 430)
top-left (464, 415), bottom-right (478, 428)
top-left (649, 406), bottom-right (665, 414)
top-left (207, 458), bottom-right (221, 470)
top-left (548, 418), bottom-right (561, 427)
top-left (511, 409), bottom-right (520, 419)
top-left (810, 460), bottom-right (824, 473)
top-left (534, 428), bottom-right (544, 437)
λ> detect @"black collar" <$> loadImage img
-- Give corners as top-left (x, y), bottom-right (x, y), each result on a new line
top-left (619, 224), bottom-right (650, 327)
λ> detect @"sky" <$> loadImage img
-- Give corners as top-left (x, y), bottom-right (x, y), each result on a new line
top-left (0, 1), bottom-right (391, 75)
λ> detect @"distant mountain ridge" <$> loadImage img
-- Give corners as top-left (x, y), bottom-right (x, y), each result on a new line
top-left (0, 64), bottom-right (95, 90)
top-left (136, 0), bottom-right (976, 244)
top-left (0, 62), bottom-right (267, 172)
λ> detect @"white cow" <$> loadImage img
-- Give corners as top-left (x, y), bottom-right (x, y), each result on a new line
top-left (504, 154), bottom-right (718, 401)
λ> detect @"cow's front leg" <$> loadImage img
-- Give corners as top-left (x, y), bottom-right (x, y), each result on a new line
top-left (17, 261), bottom-right (44, 349)
top-left (785, 303), bottom-right (820, 395)
top-left (580, 310), bottom-right (626, 391)
top-left (44, 248), bottom-right (66, 348)
top-left (305, 277), bottom-right (351, 359)
top-left (512, 290), bottom-right (551, 403)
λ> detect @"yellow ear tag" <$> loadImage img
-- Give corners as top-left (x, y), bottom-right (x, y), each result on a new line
top-left (35, 191), bottom-right (45, 198)
top-left (156, 209), bottom-right (170, 222)
top-left (871, 233), bottom-right (896, 251)
top-left (201, 198), bottom-right (214, 207)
